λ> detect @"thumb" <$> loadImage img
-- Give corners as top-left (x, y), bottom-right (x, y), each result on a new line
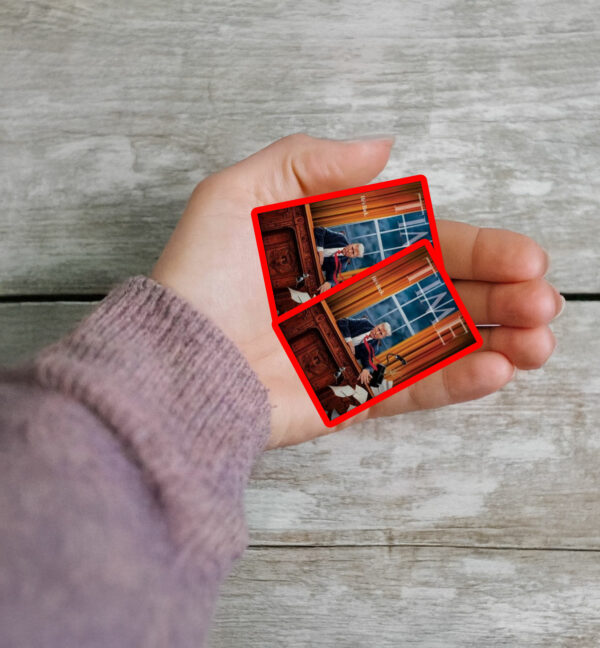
top-left (219, 133), bottom-right (395, 205)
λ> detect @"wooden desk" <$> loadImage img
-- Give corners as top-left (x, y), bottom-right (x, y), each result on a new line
top-left (279, 301), bottom-right (374, 419)
top-left (258, 204), bottom-right (324, 315)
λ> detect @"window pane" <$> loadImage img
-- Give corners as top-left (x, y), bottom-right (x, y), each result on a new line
top-left (325, 210), bottom-right (433, 266)
top-left (377, 215), bottom-right (401, 232)
top-left (381, 231), bottom-right (400, 249)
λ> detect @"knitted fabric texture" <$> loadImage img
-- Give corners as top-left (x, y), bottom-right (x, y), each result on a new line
top-left (0, 276), bottom-right (271, 646)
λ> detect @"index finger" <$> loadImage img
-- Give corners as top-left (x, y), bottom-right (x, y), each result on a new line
top-left (436, 220), bottom-right (549, 282)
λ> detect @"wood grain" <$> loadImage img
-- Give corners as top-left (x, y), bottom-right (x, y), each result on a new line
top-left (0, 301), bottom-right (95, 366)
top-left (1, 0), bottom-right (599, 294)
top-left (2, 300), bottom-right (598, 550)
top-left (2, 1), bottom-right (598, 642)
top-left (246, 301), bottom-right (600, 549)
top-left (209, 546), bottom-right (600, 647)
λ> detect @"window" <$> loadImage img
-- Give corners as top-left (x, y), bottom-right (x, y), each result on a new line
top-left (329, 210), bottom-right (432, 272)
top-left (360, 273), bottom-right (458, 352)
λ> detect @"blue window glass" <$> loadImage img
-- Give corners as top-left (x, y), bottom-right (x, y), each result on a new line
top-left (328, 210), bottom-right (432, 272)
top-left (354, 275), bottom-right (459, 353)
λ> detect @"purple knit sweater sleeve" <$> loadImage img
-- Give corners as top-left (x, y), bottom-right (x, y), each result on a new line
top-left (0, 276), bottom-right (271, 647)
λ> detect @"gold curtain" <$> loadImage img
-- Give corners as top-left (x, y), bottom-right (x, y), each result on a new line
top-left (339, 268), bottom-right (364, 280)
top-left (326, 247), bottom-right (436, 318)
top-left (310, 183), bottom-right (424, 227)
top-left (375, 312), bottom-right (476, 386)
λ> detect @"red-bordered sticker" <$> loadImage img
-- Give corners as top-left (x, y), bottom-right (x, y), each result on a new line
top-left (252, 175), bottom-right (443, 322)
top-left (271, 239), bottom-right (482, 428)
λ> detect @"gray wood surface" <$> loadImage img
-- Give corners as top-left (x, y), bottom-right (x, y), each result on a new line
top-left (0, 302), bottom-right (95, 366)
top-left (209, 547), bottom-right (600, 647)
top-left (1, 0), bottom-right (599, 294)
top-left (2, 0), bottom-right (599, 645)
top-left (2, 302), bottom-right (598, 551)
top-left (245, 302), bottom-right (600, 550)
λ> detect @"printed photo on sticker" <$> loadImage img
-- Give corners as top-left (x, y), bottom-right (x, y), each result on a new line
top-left (254, 178), bottom-right (438, 317)
top-left (275, 242), bottom-right (480, 425)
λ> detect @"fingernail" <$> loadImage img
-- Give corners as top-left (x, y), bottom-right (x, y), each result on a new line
top-left (542, 248), bottom-right (551, 275)
top-left (553, 294), bottom-right (566, 320)
top-left (342, 134), bottom-right (396, 144)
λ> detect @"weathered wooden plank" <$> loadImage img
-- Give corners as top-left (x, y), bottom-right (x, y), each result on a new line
top-left (209, 546), bottom-right (600, 647)
top-left (1, 0), bottom-right (599, 294)
top-left (1, 300), bottom-right (598, 549)
top-left (244, 300), bottom-right (600, 549)
top-left (0, 301), bottom-right (95, 365)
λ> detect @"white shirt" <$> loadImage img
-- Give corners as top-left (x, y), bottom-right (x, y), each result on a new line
top-left (345, 333), bottom-right (372, 348)
top-left (316, 246), bottom-right (344, 257)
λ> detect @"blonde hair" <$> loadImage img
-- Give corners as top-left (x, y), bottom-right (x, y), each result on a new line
top-left (381, 321), bottom-right (392, 336)
top-left (356, 243), bottom-right (365, 258)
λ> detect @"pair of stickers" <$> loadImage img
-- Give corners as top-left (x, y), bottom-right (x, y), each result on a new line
top-left (252, 176), bottom-right (482, 427)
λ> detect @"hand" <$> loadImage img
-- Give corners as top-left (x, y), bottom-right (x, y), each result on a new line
top-left (318, 281), bottom-right (332, 293)
top-left (152, 134), bottom-right (563, 449)
top-left (358, 369), bottom-right (372, 386)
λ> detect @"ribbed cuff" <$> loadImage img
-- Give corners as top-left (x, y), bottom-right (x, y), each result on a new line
top-left (32, 276), bottom-right (271, 575)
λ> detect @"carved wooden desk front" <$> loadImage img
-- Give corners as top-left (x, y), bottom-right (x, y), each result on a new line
top-left (258, 205), bottom-right (324, 315)
top-left (279, 301), bottom-right (374, 418)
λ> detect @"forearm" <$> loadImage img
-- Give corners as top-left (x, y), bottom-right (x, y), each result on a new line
top-left (0, 276), bottom-right (270, 646)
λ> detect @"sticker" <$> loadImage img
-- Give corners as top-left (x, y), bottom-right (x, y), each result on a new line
top-left (252, 176), bottom-right (441, 319)
top-left (272, 240), bottom-right (481, 427)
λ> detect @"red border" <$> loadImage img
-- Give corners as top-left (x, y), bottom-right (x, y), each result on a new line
top-left (251, 175), bottom-right (442, 323)
top-left (272, 239), bottom-right (482, 428)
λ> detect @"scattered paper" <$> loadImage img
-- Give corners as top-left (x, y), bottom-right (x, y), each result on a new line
top-left (353, 385), bottom-right (369, 404)
top-left (329, 384), bottom-right (369, 403)
top-left (329, 384), bottom-right (356, 398)
top-left (288, 287), bottom-right (312, 303)
top-left (371, 379), bottom-right (393, 396)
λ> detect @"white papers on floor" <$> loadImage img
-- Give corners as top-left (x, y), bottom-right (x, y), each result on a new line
top-left (329, 384), bottom-right (369, 404)
top-left (288, 287), bottom-right (311, 303)
top-left (371, 379), bottom-right (393, 396)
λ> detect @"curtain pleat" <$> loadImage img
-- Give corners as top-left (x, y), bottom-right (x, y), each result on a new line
top-left (375, 312), bottom-right (476, 385)
top-left (310, 183), bottom-right (425, 227)
top-left (326, 247), bottom-right (434, 318)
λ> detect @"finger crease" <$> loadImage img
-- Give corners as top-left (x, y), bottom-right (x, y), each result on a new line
top-left (470, 227), bottom-right (484, 280)
top-left (441, 365), bottom-right (454, 406)
top-left (288, 155), bottom-right (310, 196)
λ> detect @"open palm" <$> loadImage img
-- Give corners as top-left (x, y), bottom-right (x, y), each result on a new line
top-left (152, 134), bottom-right (562, 448)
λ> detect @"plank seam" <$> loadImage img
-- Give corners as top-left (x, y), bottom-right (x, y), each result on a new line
top-left (0, 293), bottom-right (598, 304)
top-left (0, 294), bottom-right (106, 303)
top-left (247, 543), bottom-right (600, 552)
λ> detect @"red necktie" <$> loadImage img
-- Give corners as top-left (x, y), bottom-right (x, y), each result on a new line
top-left (333, 250), bottom-right (344, 284)
top-left (362, 334), bottom-right (378, 370)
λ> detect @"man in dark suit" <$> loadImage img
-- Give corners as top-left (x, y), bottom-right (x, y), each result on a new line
top-left (313, 226), bottom-right (365, 292)
top-left (336, 316), bottom-right (404, 386)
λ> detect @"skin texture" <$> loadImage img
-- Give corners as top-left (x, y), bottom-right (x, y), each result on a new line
top-left (342, 243), bottom-right (362, 258)
top-left (370, 323), bottom-right (389, 339)
top-left (358, 369), bottom-right (373, 386)
top-left (350, 324), bottom-right (392, 386)
top-left (152, 134), bottom-right (563, 449)
top-left (317, 243), bottom-right (361, 292)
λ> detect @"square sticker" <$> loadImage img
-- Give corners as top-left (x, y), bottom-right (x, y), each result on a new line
top-left (272, 240), bottom-right (481, 427)
top-left (252, 175), bottom-right (441, 319)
